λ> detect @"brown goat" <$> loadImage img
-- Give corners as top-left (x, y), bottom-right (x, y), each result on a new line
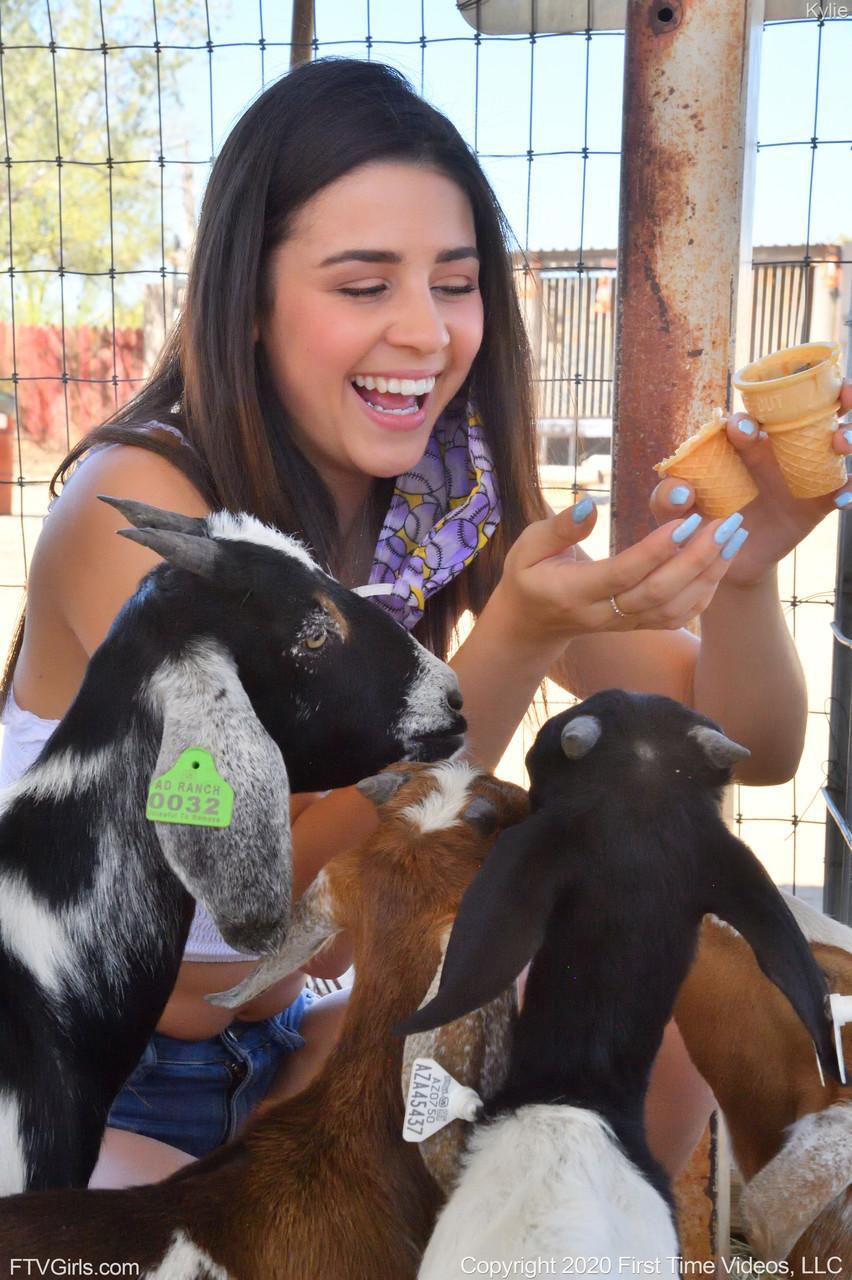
top-left (0, 761), bottom-right (528, 1279)
top-left (675, 906), bottom-right (852, 1273)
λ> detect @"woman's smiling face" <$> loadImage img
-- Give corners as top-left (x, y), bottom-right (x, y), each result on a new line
top-left (258, 161), bottom-right (484, 520)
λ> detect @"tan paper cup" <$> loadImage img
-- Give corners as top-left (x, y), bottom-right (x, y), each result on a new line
top-left (655, 410), bottom-right (758, 520)
top-left (764, 403), bottom-right (847, 499)
top-left (732, 341), bottom-right (841, 426)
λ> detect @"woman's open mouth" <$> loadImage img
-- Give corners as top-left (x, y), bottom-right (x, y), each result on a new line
top-left (350, 373), bottom-right (437, 431)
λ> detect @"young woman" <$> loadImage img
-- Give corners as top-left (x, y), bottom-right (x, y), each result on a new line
top-left (3, 58), bottom-right (849, 1189)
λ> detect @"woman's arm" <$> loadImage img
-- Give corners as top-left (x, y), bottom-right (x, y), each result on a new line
top-left (455, 542), bottom-right (804, 786)
top-left (17, 445), bottom-right (210, 714)
top-left (453, 385), bottom-right (852, 782)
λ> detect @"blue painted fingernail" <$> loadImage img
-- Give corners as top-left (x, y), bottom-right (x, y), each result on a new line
top-left (738, 419), bottom-right (756, 436)
top-left (843, 428), bottom-right (852, 446)
top-left (672, 513), bottom-right (702, 544)
top-left (572, 497), bottom-right (594, 522)
top-left (836, 492), bottom-right (852, 509)
top-left (669, 485), bottom-right (691, 505)
top-left (721, 527), bottom-right (749, 560)
top-left (714, 512), bottom-right (744, 544)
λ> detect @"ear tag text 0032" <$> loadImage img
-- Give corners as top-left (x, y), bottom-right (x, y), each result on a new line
top-left (146, 748), bottom-right (234, 829)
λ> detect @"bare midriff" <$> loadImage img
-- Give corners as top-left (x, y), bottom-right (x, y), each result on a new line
top-left (156, 961), bottom-right (306, 1040)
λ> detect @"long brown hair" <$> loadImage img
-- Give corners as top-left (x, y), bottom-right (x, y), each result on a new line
top-left (4, 58), bottom-right (544, 695)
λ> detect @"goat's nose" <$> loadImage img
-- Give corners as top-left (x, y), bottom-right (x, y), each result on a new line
top-left (447, 687), bottom-right (464, 712)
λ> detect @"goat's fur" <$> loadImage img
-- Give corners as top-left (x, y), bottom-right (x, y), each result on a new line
top-left (0, 498), bottom-right (465, 1194)
top-left (675, 914), bottom-right (852, 1274)
top-left (401, 691), bottom-right (839, 1272)
top-left (0, 762), bottom-right (529, 1278)
top-left (416, 1107), bottom-right (679, 1272)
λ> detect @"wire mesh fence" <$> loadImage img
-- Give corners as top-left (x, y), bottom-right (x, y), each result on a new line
top-left (0, 1), bottom-right (849, 909)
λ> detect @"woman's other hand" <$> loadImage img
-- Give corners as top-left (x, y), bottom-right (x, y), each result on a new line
top-left (650, 381), bottom-right (852, 586)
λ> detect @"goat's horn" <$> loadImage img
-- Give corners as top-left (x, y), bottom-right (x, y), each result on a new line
top-left (351, 583), bottom-right (396, 598)
top-left (688, 725), bottom-right (751, 768)
top-left (116, 527), bottom-right (221, 579)
top-left (560, 715), bottom-right (602, 760)
top-left (99, 495), bottom-right (209, 538)
top-left (461, 794), bottom-right (499, 836)
top-left (356, 771), bottom-right (409, 806)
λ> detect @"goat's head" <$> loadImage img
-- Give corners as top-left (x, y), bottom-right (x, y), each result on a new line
top-left (100, 497), bottom-right (467, 954)
top-left (525, 688), bottom-right (750, 813)
top-left (398, 693), bottom-right (837, 1088)
top-left (208, 759), bottom-right (528, 1189)
top-left (208, 760), bottom-right (528, 1006)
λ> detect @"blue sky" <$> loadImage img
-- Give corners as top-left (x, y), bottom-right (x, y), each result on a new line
top-left (4, 1), bottom-right (848, 331)
top-left (168, 2), bottom-right (852, 255)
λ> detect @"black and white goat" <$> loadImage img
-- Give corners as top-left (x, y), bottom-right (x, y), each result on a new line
top-left (0, 497), bottom-right (465, 1194)
top-left (400, 689), bottom-right (839, 1273)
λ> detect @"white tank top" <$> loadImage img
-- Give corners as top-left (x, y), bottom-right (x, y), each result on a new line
top-left (0, 427), bottom-right (259, 963)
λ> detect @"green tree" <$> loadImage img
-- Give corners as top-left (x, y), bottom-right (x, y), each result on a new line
top-left (0, 0), bottom-right (209, 327)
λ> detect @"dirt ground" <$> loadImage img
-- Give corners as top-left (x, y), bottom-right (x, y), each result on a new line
top-left (0, 436), bottom-right (839, 906)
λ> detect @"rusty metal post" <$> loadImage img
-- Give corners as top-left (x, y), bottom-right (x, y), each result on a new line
top-left (290, 0), bottom-right (314, 70)
top-left (611, 0), bottom-right (764, 553)
top-left (612, 1), bottom-right (763, 1260)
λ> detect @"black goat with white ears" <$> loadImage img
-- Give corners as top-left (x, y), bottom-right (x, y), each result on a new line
top-left (400, 689), bottom-right (838, 1272)
top-left (0, 497), bottom-right (465, 1195)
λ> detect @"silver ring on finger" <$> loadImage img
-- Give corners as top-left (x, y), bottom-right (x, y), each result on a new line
top-left (609, 594), bottom-right (628, 619)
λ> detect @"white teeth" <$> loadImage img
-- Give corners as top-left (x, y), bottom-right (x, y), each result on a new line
top-left (366, 401), bottom-right (419, 416)
top-left (352, 375), bottom-right (436, 396)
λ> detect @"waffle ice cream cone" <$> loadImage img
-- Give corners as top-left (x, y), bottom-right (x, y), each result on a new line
top-left (763, 405), bottom-right (847, 499)
top-left (654, 409), bottom-right (758, 519)
top-left (733, 341), bottom-right (841, 425)
top-left (732, 341), bottom-right (845, 498)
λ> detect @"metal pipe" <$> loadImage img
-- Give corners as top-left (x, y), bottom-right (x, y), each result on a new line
top-left (611, 0), bottom-right (764, 552)
top-left (290, 0), bottom-right (314, 70)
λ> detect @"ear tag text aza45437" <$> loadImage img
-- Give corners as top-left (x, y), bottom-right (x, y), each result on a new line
top-left (402, 1058), bottom-right (482, 1143)
top-left (146, 748), bottom-right (234, 829)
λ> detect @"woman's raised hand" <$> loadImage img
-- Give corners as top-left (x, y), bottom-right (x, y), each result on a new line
top-left (650, 381), bottom-right (852, 587)
top-left (496, 496), bottom-right (750, 645)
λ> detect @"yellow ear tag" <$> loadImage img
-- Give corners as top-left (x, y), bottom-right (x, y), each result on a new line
top-left (146, 748), bottom-right (234, 829)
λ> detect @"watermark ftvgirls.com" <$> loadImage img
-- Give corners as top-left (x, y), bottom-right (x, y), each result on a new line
top-left (9, 1263), bottom-right (139, 1277)
top-left (457, 1260), bottom-right (845, 1279)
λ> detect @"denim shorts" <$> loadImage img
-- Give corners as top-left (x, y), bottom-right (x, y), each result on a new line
top-left (108, 987), bottom-right (316, 1158)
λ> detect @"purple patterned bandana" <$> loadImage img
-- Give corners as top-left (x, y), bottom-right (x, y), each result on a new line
top-left (362, 403), bottom-right (500, 631)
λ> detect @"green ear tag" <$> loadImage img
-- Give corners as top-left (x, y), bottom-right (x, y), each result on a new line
top-left (146, 748), bottom-right (234, 829)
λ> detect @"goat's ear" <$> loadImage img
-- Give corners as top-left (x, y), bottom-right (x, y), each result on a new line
top-left (402, 932), bottom-right (516, 1192)
top-left (98, 495), bottom-right (209, 538)
top-left (207, 871), bottom-right (339, 1009)
top-left (703, 825), bottom-right (839, 1082)
top-left (150, 643), bottom-right (292, 957)
top-left (396, 809), bottom-right (569, 1036)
